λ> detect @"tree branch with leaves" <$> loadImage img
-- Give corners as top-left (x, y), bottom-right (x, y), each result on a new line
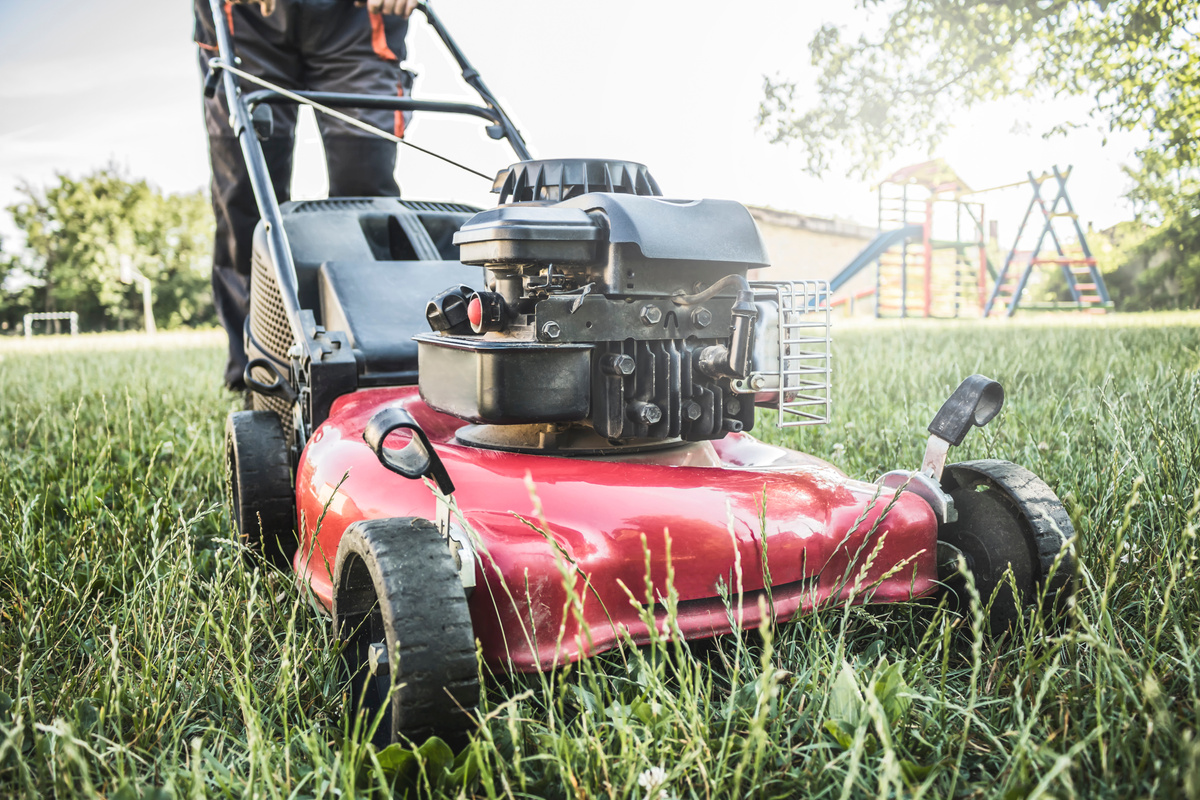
top-left (759, 0), bottom-right (1200, 307)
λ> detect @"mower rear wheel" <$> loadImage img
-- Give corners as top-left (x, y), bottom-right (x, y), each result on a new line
top-left (938, 459), bottom-right (1076, 633)
top-left (225, 411), bottom-right (297, 569)
top-left (333, 517), bottom-right (478, 748)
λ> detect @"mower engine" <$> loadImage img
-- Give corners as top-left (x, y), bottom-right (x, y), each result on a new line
top-left (418, 158), bottom-right (830, 452)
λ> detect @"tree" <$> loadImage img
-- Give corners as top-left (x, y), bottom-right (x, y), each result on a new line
top-left (0, 236), bottom-right (30, 333)
top-left (2, 166), bottom-right (215, 331)
top-left (758, 0), bottom-right (1200, 308)
top-left (1121, 150), bottom-right (1200, 308)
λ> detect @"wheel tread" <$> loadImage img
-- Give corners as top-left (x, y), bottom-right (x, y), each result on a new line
top-left (226, 411), bottom-right (296, 568)
top-left (333, 516), bottom-right (478, 746)
top-left (953, 459), bottom-right (1077, 596)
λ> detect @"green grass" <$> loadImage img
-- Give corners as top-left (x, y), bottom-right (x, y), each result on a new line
top-left (2, 313), bottom-right (1200, 798)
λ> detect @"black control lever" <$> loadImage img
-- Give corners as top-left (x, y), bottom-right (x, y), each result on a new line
top-left (922, 374), bottom-right (1004, 480)
top-left (203, 60), bottom-right (223, 98)
top-left (244, 358), bottom-right (298, 403)
top-left (363, 406), bottom-right (455, 495)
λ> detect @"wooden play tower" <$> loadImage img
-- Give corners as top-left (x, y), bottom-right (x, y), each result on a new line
top-left (875, 160), bottom-right (990, 318)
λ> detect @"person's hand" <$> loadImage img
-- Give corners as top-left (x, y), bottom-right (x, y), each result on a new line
top-left (355, 0), bottom-right (420, 17)
top-left (229, 0), bottom-right (276, 16)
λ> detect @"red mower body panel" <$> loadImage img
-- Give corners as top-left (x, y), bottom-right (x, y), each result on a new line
top-left (294, 386), bottom-right (939, 672)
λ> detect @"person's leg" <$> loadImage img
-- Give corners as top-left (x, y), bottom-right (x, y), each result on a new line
top-left (325, 137), bottom-right (401, 197)
top-left (297, 2), bottom-right (406, 197)
top-left (205, 134), bottom-right (294, 388)
top-left (196, 0), bottom-right (301, 387)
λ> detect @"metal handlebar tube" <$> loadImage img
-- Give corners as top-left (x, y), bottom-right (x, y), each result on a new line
top-left (414, 2), bottom-right (532, 161)
top-left (205, 0), bottom-right (536, 348)
top-left (206, 0), bottom-right (534, 438)
top-left (206, 0), bottom-right (359, 442)
top-left (206, 0), bottom-right (308, 350)
top-left (243, 90), bottom-right (506, 125)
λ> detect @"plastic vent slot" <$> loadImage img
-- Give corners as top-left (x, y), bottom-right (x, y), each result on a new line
top-left (493, 159), bottom-right (662, 204)
top-left (290, 199), bottom-right (378, 213)
top-left (250, 250), bottom-right (294, 363)
top-left (248, 251), bottom-right (297, 438)
top-left (400, 200), bottom-right (480, 213)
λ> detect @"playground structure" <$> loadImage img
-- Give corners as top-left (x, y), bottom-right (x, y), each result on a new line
top-left (23, 312), bottom-right (79, 339)
top-left (984, 166), bottom-right (1112, 316)
top-left (826, 160), bottom-right (1111, 318)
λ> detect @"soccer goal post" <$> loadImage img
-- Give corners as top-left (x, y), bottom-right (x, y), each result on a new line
top-left (23, 312), bottom-right (79, 339)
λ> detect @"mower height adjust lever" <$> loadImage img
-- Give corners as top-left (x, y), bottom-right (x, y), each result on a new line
top-left (921, 374), bottom-right (1004, 482)
top-left (876, 375), bottom-right (1004, 525)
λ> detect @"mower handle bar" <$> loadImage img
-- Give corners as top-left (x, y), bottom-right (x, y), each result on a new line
top-left (204, 0), bottom-right (532, 346)
top-left (243, 90), bottom-right (505, 126)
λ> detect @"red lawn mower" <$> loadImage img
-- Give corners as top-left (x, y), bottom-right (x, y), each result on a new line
top-left (210, 0), bottom-right (1077, 748)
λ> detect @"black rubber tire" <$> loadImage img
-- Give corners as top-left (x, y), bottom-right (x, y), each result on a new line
top-left (225, 411), bottom-right (297, 569)
top-left (939, 459), bottom-right (1076, 632)
top-left (332, 517), bottom-right (479, 749)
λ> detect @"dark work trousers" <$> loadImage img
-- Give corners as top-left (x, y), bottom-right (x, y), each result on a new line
top-left (195, 0), bottom-right (410, 389)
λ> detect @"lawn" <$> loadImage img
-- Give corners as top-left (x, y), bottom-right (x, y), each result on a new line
top-left (2, 314), bottom-right (1199, 798)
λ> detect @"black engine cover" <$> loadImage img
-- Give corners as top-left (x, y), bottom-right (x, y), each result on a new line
top-left (420, 158), bottom-right (769, 445)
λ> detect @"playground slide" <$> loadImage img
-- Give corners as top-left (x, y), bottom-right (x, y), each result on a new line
top-left (828, 225), bottom-right (923, 293)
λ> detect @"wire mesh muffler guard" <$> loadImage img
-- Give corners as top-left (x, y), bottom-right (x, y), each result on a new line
top-left (733, 280), bottom-right (832, 427)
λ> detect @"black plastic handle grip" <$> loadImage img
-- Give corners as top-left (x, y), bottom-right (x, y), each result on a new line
top-left (363, 406), bottom-right (455, 495)
top-left (244, 358), bottom-right (298, 403)
top-left (927, 374), bottom-right (1005, 446)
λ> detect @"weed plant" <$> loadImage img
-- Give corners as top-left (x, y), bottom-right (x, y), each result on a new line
top-left (1, 313), bottom-right (1199, 798)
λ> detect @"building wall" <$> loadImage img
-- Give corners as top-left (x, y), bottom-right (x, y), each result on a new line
top-left (746, 207), bottom-right (878, 314)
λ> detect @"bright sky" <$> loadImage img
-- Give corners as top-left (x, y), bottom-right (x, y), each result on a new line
top-left (0, 1), bottom-right (1147, 251)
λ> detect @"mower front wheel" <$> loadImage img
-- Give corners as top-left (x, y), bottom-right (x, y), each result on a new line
top-left (938, 459), bottom-right (1076, 633)
top-left (332, 517), bottom-right (478, 748)
top-left (225, 411), bottom-right (297, 569)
